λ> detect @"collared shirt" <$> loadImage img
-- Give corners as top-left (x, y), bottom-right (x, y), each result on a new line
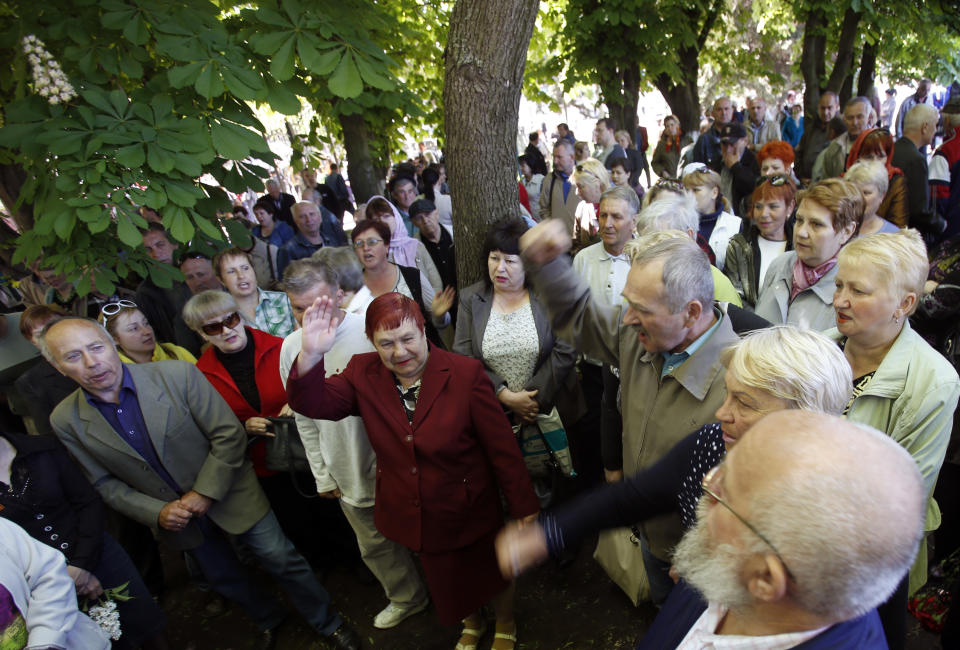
top-left (661, 307), bottom-right (724, 379)
top-left (85, 366), bottom-right (182, 494)
top-left (572, 241), bottom-right (633, 366)
top-left (248, 289), bottom-right (296, 338)
top-left (677, 601), bottom-right (827, 650)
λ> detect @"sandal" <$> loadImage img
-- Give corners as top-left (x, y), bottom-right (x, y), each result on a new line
top-left (491, 621), bottom-right (518, 650)
top-left (454, 617), bottom-right (487, 650)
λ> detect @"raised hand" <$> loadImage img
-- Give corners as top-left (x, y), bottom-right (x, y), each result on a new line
top-left (297, 295), bottom-right (340, 375)
top-left (432, 286), bottom-right (456, 318)
top-left (519, 219), bottom-right (571, 265)
top-left (495, 520), bottom-right (549, 579)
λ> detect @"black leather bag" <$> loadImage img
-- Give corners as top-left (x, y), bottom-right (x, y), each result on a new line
top-left (262, 417), bottom-right (314, 496)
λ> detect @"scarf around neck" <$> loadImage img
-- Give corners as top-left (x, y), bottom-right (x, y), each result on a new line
top-left (790, 255), bottom-right (837, 302)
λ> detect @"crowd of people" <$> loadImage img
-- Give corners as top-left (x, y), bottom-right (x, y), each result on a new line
top-left (1, 78), bottom-right (960, 650)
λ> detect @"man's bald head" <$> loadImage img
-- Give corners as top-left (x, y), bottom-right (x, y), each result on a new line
top-left (675, 411), bottom-right (924, 623)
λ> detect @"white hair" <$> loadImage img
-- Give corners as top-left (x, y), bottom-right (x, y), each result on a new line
top-left (843, 160), bottom-right (888, 196)
top-left (632, 237), bottom-right (713, 313)
top-left (904, 104), bottom-right (939, 132)
top-left (636, 194), bottom-right (699, 236)
top-left (36, 317), bottom-right (112, 366)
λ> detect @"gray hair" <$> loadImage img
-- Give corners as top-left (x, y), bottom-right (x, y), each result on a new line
top-left (282, 258), bottom-right (341, 295)
top-left (290, 201), bottom-right (316, 219)
top-left (636, 194), bottom-right (699, 236)
top-left (844, 95), bottom-right (873, 112)
top-left (633, 237), bottom-right (713, 313)
top-left (747, 414), bottom-right (925, 621)
top-left (844, 160), bottom-right (889, 196)
top-left (553, 139), bottom-right (575, 155)
top-left (600, 185), bottom-right (640, 216)
top-left (903, 104), bottom-right (939, 132)
top-left (310, 246), bottom-right (363, 292)
top-left (720, 326), bottom-right (852, 415)
top-left (182, 290), bottom-right (239, 332)
top-left (265, 178), bottom-right (281, 190)
top-left (36, 317), bottom-right (113, 365)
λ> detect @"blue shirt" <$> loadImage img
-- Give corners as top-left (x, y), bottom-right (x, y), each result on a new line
top-left (660, 307), bottom-right (724, 379)
top-left (85, 366), bottom-right (182, 494)
top-left (253, 220), bottom-right (295, 248)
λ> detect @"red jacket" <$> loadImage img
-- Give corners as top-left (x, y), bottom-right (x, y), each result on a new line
top-left (197, 327), bottom-right (286, 475)
top-left (287, 345), bottom-right (538, 552)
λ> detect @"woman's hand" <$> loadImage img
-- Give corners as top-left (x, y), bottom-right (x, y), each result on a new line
top-left (495, 520), bottom-right (548, 579)
top-left (245, 417), bottom-right (275, 437)
top-left (499, 388), bottom-right (540, 423)
top-left (279, 403), bottom-right (294, 417)
top-left (432, 286), bottom-right (456, 318)
top-left (67, 565), bottom-right (104, 599)
top-left (297, 295), bottom-right (340, 375)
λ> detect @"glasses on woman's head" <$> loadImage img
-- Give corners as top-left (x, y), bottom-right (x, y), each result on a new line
top-left (575, 164), bottom-right (599, 180)
top-left (100, 300), bottom-right (138, 318)
top-left (200, 312), bottom-right (241, 336)
top-left (700, 464), bottom-right (796, 582)
top-left (654, 178), bottom-right (684, 192)
top-left (756, 174), bottom-right (789, 187)
top-left (353, 237), bottom-right (384, 249)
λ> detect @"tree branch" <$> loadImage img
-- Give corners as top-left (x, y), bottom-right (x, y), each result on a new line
top-left (825, 5), bottom-right (863, 93)
top-left (697, 0), bottom-right (724, 51)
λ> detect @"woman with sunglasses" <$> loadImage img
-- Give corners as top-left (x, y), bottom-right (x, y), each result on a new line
top-left (681, 164), bottom-right (742, 271)
top-left (182, 291), bottom-right (343, 568)
top-left (98, 300), bottom-right (196, 365)
top-left (350, 219), bottom-right (453, 346)
top-left (570, 158), bottom-right (610, 249)
top-left (844, 128), bottom-right (909, 228)
top-left (495, 326), bottom-right (851, 594)
top-left (723, 176), bottom-right (797, 309)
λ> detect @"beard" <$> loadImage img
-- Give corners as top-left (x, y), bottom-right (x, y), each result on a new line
top-left (672, 501), bottom-right (755, 612)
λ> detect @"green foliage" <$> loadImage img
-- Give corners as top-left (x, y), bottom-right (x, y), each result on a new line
top-left (0, 0), bottom-right (404, 292)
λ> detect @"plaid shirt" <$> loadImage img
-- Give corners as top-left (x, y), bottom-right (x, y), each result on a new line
top-left (248, 289), bottom-right (296, 338)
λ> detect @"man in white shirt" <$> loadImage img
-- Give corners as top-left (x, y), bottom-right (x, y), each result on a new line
top-left (639, 411), bottom-right (924, 649)
top-left (572, 186), bottom-right (639, 485)
top-left (279, 259), bottom-right (429, 630)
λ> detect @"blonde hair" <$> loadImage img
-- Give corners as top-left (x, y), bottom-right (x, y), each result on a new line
top-left (574, 141), bottom-right (591, 160)
top-left (571, 158), bottom-right (610, 192)
top-left (721, 326), bottom-right (853, 415)
top-left (682, 167), bottom-right (731, 212)
top-left (844, 160), bottom-right (888, 196)
top-left (839, 229), bottom-right (928, 312)
top-left (182, 290), bottom-right (240, 331)
top-left (796, 178), bottom-right (864, 234)
top-left (614, 129), bottom-right (633, 146)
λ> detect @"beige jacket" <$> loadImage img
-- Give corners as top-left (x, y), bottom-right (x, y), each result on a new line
top-left (529, 257), bottom-right (738, 559)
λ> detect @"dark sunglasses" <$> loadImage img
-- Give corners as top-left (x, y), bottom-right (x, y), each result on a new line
top-left (201, 312), bottom-right (241, 336)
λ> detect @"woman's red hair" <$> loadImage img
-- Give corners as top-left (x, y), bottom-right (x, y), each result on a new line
top-left (757, 141), bottom-right (795, 167)
top-left (364, 292), bottom-right (425, 341)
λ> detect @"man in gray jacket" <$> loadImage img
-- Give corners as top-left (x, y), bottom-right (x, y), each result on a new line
top-left (520, 222), bottom-right (738, 606)
top-left (538, 139), bottom-right (583, 236)
top-left (43, 317), bottom-right (360, 650)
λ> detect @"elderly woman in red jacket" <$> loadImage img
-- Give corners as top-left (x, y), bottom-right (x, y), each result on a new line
top-left (183, 290), bottom-right (355, 571)
top-left (287, 292), bottom-right (538, 650)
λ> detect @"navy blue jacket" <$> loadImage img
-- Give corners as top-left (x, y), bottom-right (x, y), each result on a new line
top-left (638, 581), bottom-right (888, 649)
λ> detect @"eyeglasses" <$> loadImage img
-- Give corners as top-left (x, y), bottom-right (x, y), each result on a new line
top-left (200, 312), bottom-right (241, 336)
top-left (100, 300), bottom-right (138, 318)
top-left (353, 238), bottom-right (384, 249)
top-left (701, 464), bottom-right (796, 582)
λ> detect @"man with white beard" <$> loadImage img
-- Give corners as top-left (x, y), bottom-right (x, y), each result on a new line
top-left (641, 411), bottom-right (924, 649)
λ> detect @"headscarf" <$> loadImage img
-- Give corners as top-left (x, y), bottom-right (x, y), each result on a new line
top-left (368, 194), bottom-right (420, 267)
top-left (845, 128), bottom-right (902, 179)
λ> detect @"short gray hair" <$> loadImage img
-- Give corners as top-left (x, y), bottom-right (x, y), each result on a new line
top-left (904, 103), bottom-right (939, 132)
top-left (720, 326), bottom-right (852, 414)
top-left (290, 201), bottom-right (316, 219)
top-left (182, 290), bottom-right (239, 332)
top-left (36, 317), bottom-right (112, 365)
top-left (844, 160), bottom-right (888, 196)
top-left (311, 246), bottom-right (364, 292)
top-left (282, 258), bottom-right (340, 295)
top-left (600, 185), bottom-right (640, 216)
top-left (553, 139), bottom-right (574, 155)
top-left (633, 237), bottom-right (713, 313)
top-left (636, 194), bottom-right (699, 236)
top-left (747, 414), bottom-right (925, 620)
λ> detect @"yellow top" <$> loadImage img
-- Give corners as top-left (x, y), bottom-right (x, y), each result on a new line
top-left (118, 341), bottom-right (197, 365)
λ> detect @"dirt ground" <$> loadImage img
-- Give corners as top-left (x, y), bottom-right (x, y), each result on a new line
top-left (158, 534), bottom-right (942, 650)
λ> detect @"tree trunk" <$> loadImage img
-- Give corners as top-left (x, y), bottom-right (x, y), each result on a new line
top-left (338, 112), bottom-right (385, 204)
top-left (800, 8), bottom-right (826, 120)
top-left (825, 6), bottom-right (863, 96)
top-left (857, 39), bottom-right (878, 121)
top-left (444, 0), bottom-right (540, 288)
top-left (601, 62), bottom-right (641, 141)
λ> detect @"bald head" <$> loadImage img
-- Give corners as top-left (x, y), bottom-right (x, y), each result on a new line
top-left (38, 317), bottom-right (124, 402)
top-left (737, 412), bottom-right (923, 619)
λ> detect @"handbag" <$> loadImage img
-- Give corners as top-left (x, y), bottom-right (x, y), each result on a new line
top-left (263, 417), bottom-right (316, 497)
top-left (514, 407), bottom-right (576, 479)
top-left (593, 526), bottom-right (650, 606)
